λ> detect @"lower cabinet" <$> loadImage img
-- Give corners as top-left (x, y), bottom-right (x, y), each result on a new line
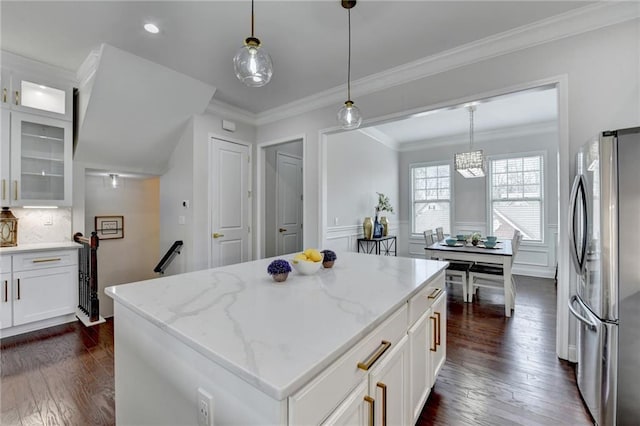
top-left (322, 380), bottom-right (371, 425)
top-left (429, 290), bottom-right (447, 386)
top-left (0, 248), bottom-right (78, 335)
top-left (369, 335), bottom-right (409, 426)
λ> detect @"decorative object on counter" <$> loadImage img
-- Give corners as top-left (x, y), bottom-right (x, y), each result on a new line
top-left (321, 250), bottom-right (337, 268)
top-left (267, 259), bottom-right (291, 282)
top-left (292, 248), bottom-right (323, 275)
top-left (380, 216), bottom-right (389, 236)
top-left (95, 215), bottom-right (124, 240)
top-left (445, 238), bottom-right (457, 246)
top-left (454, 104), bottom-right (486, 178)
top-left (0, 207), bottom-right (18, 247)
top-left (363, 217), bottom-right (373, 239)
top-left (336, 0), bottom-right (362, 130)
top-left (373, 216), bottom-right (383, 238)
top-left (233, 0), bottom-right (273, 87)
top-left (470, 232), bottom-right (481, 246)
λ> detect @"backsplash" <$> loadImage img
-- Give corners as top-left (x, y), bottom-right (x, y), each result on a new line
top-left (11, 208), bottom-right (72, 244)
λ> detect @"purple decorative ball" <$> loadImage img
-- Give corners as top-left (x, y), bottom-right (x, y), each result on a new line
top-left (267, 259), bottom-right (292, 275)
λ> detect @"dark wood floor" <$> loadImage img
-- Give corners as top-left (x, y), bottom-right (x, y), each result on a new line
top-left (1, 276), bottom-right (592, 426)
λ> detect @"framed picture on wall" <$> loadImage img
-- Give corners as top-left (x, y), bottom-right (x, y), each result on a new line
top-left (95, 215), bottom-right (124, 240)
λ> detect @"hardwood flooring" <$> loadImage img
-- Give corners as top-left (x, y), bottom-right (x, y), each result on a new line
top-left (0, 276), bottom-right (592, 425)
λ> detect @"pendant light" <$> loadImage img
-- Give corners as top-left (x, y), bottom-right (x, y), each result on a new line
top-left (337, 0), bottom-right (362, 130)
top-left (454, 105), bottom-right (486, 178)
top-left (233, 0), bottom-right (273, 87)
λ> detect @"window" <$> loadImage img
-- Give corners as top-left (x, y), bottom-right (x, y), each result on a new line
top-left (489, 154), bottom-right (544, 242)
top-left (411, 163), bottom-right (451, 235)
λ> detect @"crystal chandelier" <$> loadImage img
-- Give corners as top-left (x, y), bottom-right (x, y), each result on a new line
top-left (233, 0), bottom-right (273, 87)
top-left (337, 0), bottom-right (362, 130)
top-left (454, 105), bottom-right (485, 178)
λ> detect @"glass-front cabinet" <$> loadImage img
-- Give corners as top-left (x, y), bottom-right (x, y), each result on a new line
top-left (9, 112), bottom-right (72, 206)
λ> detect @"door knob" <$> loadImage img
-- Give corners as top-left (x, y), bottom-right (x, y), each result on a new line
top-left (212, 233), bottom-right (224, 238)
top-left (279, 228), bottom-right (287, 233)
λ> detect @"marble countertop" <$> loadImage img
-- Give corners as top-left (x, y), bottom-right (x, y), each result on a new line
top-left (106, 252), bottom-right (447, 400)
top-left (0, 241), bottom-right (82, 254)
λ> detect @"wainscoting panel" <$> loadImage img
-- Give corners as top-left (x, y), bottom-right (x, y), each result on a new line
top-left (325, 223), bottom-right (401, 255)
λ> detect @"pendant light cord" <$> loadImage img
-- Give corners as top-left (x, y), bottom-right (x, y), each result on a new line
top-left (251, 0), bottom-right (255, 37)
top-left (347, 8), bottom-right (352, 101)
top-left (469, 106), bottom-right (475, 150)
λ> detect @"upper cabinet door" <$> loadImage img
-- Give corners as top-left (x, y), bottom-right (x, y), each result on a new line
top-left (10, 112), bottom-right (72, 206)
top-left (9, 71), bottom-right (73, 121)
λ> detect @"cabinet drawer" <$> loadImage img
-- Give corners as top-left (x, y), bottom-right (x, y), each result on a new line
top-left (12, 249), bottom-right (77, 272)
top-left (0, 255), bottom-right (10, 273)
top-left (408, 271), bottom-right (445, 326)
top-left (289, 303), bottom-right (408, 425)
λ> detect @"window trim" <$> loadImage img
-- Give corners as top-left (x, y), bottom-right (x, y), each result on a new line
top-left (486, 151), bottom-right (546, 245)
top-left (409, 160), bottom-right (454, 238)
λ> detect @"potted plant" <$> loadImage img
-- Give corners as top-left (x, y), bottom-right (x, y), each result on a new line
top-left (374, 192), bottom-right (394, 237)
top-left (267, 259), bottom-right (292, 282)
top-left (470, 232), bottom-right (482, 246)
top-left (321, 250), bottom-right (337, 268)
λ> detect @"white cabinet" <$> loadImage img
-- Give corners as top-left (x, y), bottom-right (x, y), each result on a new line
top-left (1, 109), bottom-right (10, 203)
top-left (322, 380), bottom-right (372, 426)
top-left (407, 282), bottom-right (447, 424)
top-left (1, 67), bottom-right (72, 121)
top-left (369, 335), bottom-right (409, 426)
top-left (8, 112), bottom-right (72, 206)
top-left (0, 248), bottom-right (78, 336)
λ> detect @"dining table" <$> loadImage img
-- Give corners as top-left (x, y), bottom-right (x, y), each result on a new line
top-left (425, 238), bottom-right (514, 314)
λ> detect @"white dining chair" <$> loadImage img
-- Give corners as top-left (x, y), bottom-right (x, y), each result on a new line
top-left (426, 228), bottom-right (472, 302)
top-left (467, 230), bottom-right (521, 314)
top-left (423, 229), bottom-right (434, 246)
top-left (435, 227), bottom-right (445, 242)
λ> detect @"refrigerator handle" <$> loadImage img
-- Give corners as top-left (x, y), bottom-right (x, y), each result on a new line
top-left (568, 174), bottom-right (588, 275)
top-left (568, 295), bottom-right (597, 331)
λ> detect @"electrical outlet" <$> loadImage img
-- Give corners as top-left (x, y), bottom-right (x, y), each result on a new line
top-left (197, 388), bottom-right (214, 426)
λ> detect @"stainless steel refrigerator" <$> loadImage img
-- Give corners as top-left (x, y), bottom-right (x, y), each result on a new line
top-left (568, 126), bottom-right (640, 426)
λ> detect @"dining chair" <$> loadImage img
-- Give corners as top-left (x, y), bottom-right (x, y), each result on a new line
top-left (423, 229), bottom-right (434, 246)
top-left (445, 261), bottom-right (472, 302)
top-left (435, 227), bottom-right (444, 241)
top-left (467, 229), bottom-right (521, 314)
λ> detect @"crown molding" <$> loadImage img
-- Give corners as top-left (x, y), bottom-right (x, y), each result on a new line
top-left (205, 99), bottom-right (258, 126)
top-left (357, 127), bottom-right (401, 151)
top-left (398, 120), bottom-right (558, 152)
top-left (1, 50), bottom-right (77, 85)
top-left (252, 1), bottom-right (639, 126)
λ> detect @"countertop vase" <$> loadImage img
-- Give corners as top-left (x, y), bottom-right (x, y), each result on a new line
top-left (363, 217), bottom-right (373, 240)
top-left (272, 272), bottom-right (289, 283)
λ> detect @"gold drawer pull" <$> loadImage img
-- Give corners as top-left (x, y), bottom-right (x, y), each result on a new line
top-left (32, 257), bottom-right (62, 263)
top-left (16, 278), bottom-right (20, 300)
top-left (377, 382), bottom-right (387, 426)
top-left (15, 90), bottom-right (19, 105)
top-left (2, 88), bottom-right (6, 103)
top-left (430, 316), bottom-right (437, 352)
top-left (14, 180), bottom-right (18, 201)
top-left (427, 288), bottom-right (442, 299)
top-left (3, 280), bottom-right (7, 302)
top-left (364, 395), bottom-right (374, 426)
top-left (357, 340), bottom-right (391, 371)
top-left (435, 311), bottom-right (441, 346)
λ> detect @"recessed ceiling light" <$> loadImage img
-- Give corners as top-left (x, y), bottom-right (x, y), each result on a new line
top-left (144, 23), bottom-right (160, 34)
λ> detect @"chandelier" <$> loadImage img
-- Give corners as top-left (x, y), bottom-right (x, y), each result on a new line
top-left (454, 105), bottom-right (485, 178)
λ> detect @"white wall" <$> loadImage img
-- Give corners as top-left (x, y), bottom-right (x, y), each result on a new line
top-left (400, 128), bottom-right (559, 277)
top-left (160, 112), bottom-right (256, 274)
top-left (84, 175), bottom-right (160, 317)
top-left (264, 140), bottom-right (303, 257)
top-left (324, 130), bottom-right (400, 253)
top-left (257, 20), bottom-right (639, 360)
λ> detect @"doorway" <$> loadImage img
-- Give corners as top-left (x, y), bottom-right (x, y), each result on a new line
top-left (262, 139), bottom-right (304, 257)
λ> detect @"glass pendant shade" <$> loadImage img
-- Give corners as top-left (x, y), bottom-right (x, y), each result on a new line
top-left (234, 37), bottom-right (273, 87)
top-left (454, 150), bottom-right (486, 178)
top-left (337, 100), bottom-right (362, 130)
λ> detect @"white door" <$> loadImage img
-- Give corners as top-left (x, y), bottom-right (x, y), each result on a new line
top-left (211, 138), bottom-right (250, 267)
top-left (276, 152), bottom-right (303, 255)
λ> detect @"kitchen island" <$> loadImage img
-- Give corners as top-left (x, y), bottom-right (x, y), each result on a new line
top-left (106, 252), bottom-right (448, 425)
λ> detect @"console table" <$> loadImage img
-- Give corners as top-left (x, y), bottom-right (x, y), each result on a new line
top-left (357, 235), bottom-right (397, 256)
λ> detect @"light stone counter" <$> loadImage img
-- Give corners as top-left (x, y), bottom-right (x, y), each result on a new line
top-left (0, 241), bottom-right (82, 255)
top-left (106, 252), bottom-right (447, 401)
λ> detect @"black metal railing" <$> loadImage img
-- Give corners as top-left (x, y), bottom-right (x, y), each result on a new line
top-left (74, 232), bottom-right (100, 323)
top-left (154, 240), bottom-right (183, 274)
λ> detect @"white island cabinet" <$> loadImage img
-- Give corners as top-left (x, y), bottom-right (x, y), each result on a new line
top-left (106, 252), bottom-right (448, 425)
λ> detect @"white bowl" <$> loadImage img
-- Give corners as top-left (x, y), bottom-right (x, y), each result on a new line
top-left (291, 256), bottom-right (323, 275)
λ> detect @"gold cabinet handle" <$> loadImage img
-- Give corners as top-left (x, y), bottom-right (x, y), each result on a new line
top-left (212, 233), bottom-right (224, 239)
top-left (32, 257), bottom-right (62, 263)
top-left (2, 88), bottom-right (6, 103)
top-left (16, 278), bottom-right (20, 300)
top-left (278, 228), bottom-right (287, 233)
top-left (430, 316), bottom-right (437, 352)
top-left (4, 280), bottom-right (7, 302)
top-left (377, 382), bottom-right (387, 426)
top-left (357, 340), bottom-right (391, 371)
top-left (15, 90), bottom-right (19, 105)
top-left (427, 288), bottom-right (442, 299)
top-left (364, 395), bottom-right (375, 426)
top-left (2, 179), bottom-right (5, 200)
top-left (435, 311), bottom-right (441, 347)
top-left (14, 180), bottom-right (18, 201)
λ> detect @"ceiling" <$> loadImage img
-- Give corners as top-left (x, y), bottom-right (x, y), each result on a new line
top-left (1, 1), bottom-right (591, 115)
